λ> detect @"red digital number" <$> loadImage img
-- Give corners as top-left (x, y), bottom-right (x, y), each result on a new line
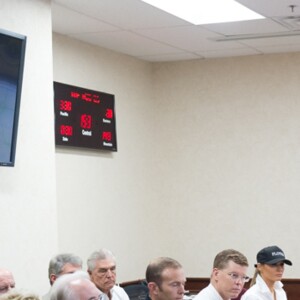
top-left (60, 100), bottom-right (72, 111)
top-left (81, 114), bottom-right (92, 129)
top-left (102, 131), bottom-right (112, 141)
top-left (82, 93), bottom-right (92, 102)
top-left (93, 95), bottom-right (100, 104)
top-left (105, 109), bottom-right (113, 119)
top-left (71, 91), bottom-right (80, 98)
top-left (60, 125), bottom-right (73, 136)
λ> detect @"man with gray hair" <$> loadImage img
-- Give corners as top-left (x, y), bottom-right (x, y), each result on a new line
top-left (50, 270), bottom-right (100, 300)
top-left (87, 248), bottom-right (129, 300)
top-left (43, 253), bottom-right (83, 300)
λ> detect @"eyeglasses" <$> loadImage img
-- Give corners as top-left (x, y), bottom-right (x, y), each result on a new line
top-left (227, 272), bottom-right (250, 283)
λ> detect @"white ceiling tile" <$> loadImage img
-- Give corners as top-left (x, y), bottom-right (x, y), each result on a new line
top-left (69, 30), bottom-right (184, 57)
top-left (197, 47), bottom-right (261, 58)
top-left (52, 3), bottom-right (119, 34)
top-left (202, 19), bottom-right (289, 36)
top-left (253, 43), bottom-right (300, 54)
top-left (239, 34), bottom-right (300, 47)
top-left (237, 0), bottom-right (300, 17)
top-left (133, 25), bottom-right (248, 52)
top-left (52, 0), bottom-right (300, 62)
top-left (137, 52), bottom-right (204, 62)
top-left (53, 0), bottom-right (190, 29)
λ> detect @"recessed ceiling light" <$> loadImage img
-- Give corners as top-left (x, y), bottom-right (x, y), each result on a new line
top-left (141, 0), bottom-right (265, 25)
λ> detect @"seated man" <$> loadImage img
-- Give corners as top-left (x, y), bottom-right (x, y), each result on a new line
top-left (50, 270), bottom-right (100, 300)
top-left (194, 249), bottom-right (249, 300)
top-left (0, 268), bottom-right (15, 295)
top-left (87, 248), bottom-right (129, 300)
top-left (43, 253), bottom-right (82, 300)
top-left (146, 257), bottom-right (186, 300)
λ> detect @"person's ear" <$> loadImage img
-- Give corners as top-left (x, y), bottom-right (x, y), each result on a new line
top-left (50, 274), bottom-right (57, 285)
top-left (257, 264), bottom-right (263, 272)
top-left (212, 268), bottom-right (220, 282)
top-left (148, 282), bottom-right (159, 295)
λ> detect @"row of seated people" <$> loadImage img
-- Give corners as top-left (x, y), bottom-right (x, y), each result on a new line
top-left (0, 245), bottom-right (292, 300)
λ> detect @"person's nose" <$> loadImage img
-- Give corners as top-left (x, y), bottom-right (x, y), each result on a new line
top-left (235, 278), bottom-right (244, 286)
top-left (178, 284), bottom-right (185, 294)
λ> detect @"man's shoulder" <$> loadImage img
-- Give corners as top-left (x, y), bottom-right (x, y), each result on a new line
top-left (113, 285), bottom-right (127, 292)
top-left (193, 284), bottom-right (222, 300)
top-left (194, 285), bottom-right (211, 299)
top-left (112, 285), bottom-right (130, 300)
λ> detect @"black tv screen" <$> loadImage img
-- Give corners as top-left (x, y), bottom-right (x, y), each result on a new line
top-left (0, 29), bottom-right (26, 166)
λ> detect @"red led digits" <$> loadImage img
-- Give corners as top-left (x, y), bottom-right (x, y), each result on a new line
top-left (105, 109), bottom-right (113, 119)
top-left (71, 91), bottom-right (80, 98)
top-left (92, 95), bottom-right (100, 104)
top-left (102, 131), bottom-right (112, 141)
top-left (60, 125), bottom-right (73, 136)
top-left (82, 93), bottom-right (92, 102)
top-left (60, 100), bottom-right (72, 111)
top-left (80, 114), bottom-right (92, 129)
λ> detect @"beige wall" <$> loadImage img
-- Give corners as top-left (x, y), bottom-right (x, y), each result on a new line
top-left (53, 33), bottom-right (157, 281)
top-left (53, 32), bottom-right (300, 281)
top-left (1, 0), bottom-right (300, 295)
top-left (151, 55), bottom-right (300, 278)
top-left (0, 0), bottom-right (58, 295)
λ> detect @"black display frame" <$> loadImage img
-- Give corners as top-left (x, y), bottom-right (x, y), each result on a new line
top-left (54, 81), bottom-right (117, 152)
top-left (0, 28), bottom-right (26, 167)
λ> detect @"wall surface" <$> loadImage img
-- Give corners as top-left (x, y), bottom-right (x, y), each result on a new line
top-left (151, 55), bottom-right (300, 279)
top-left (4, 0), bottom-right (300, 296)
top-left (53, 33), bottom-right (157, 282)
top-left (0, 0), bottom-right (58, 295)
top-left (53, 29), bottom-right (300, 282)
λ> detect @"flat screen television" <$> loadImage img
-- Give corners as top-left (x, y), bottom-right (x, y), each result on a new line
top-left (0, 28), bottom-right (26, 166)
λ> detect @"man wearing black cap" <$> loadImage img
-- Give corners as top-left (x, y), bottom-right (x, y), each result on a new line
top-left (241, 245), bottom-right (292, 300)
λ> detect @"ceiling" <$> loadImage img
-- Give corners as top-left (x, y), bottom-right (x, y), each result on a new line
top-left (52, 0), bottom-right (300, 62)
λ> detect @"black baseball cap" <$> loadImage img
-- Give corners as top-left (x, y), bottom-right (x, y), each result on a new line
top-left (255, 245), bottom-right (292, 267)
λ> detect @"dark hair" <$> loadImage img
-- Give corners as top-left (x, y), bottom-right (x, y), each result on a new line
top-left (213, 249), bottom-right (248, 269)
top-left (146, 257), bottom-right (182, 287)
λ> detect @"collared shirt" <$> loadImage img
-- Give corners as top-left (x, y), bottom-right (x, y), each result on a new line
top-left (193, 284), bottom-right (224, 300)
top-left (241, 274), bottom-right (287, 300)
top-left (100, 285), bottom-right (130, 300)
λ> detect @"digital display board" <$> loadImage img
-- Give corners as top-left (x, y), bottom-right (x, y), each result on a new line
top-left (54, 81), bottom-right (117, 151)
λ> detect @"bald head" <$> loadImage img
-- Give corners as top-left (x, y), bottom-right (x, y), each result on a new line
top-left (50, 271), bottom-right (100, 300)
top-left (0, 269), bottom-right (15, 295)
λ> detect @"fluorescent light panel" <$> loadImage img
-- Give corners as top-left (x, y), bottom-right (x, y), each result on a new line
top-left (141, 0), bottom-right (265, 25)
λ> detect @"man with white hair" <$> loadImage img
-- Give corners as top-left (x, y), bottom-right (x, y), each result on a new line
top-left (87, 248), bottom-right (129, 300)
top-left (50, 270), bottom-right (100, 300)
